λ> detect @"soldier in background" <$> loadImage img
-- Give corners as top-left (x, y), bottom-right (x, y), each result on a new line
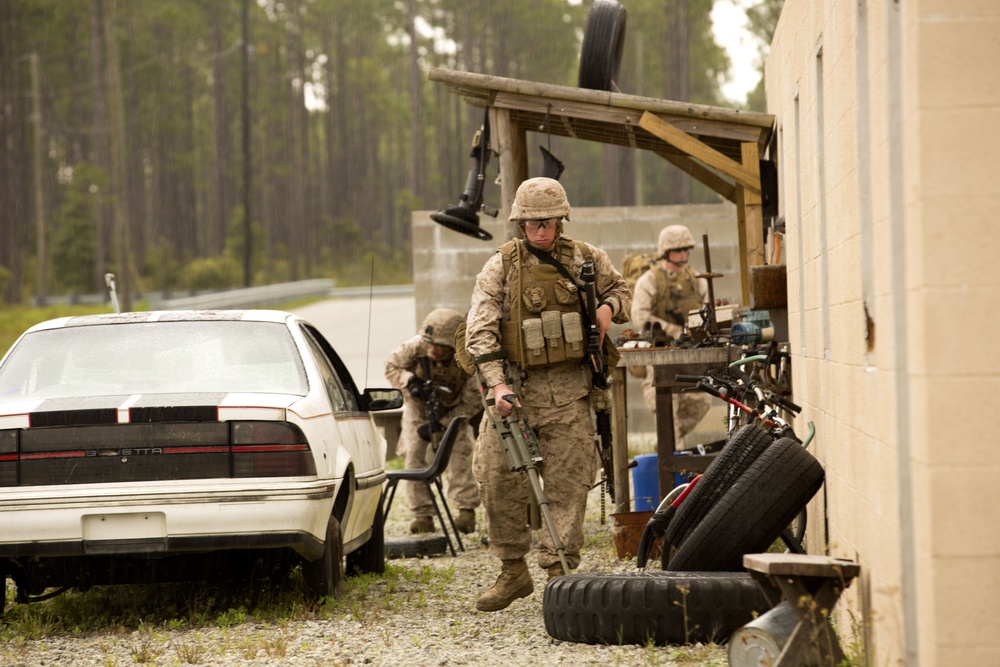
top-left (465, 177), bottom-right (631, 612)
top-left (630, 224), bottom-right (713, 448)
top-left (384, 308), bottom-right (480, 535)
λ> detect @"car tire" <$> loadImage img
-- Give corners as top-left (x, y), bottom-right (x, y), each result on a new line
top-left (302, 514), bottom-right (343, 603)
top-left (664, 424), bottom-right (774, 557)
top-left (578, 0), bottom-right (627, 91)
top-left (543, 571), bottom-right (771, 646)
top-left (667, 438), bottom-right (825, 573)
top-left (346, 503), bottom-right (386, 576)
top-left (385, 535), bottom-right (448, 559)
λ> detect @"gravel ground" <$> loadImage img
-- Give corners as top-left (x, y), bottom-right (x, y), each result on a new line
top-left (1, 486), bottom-right (728, 667)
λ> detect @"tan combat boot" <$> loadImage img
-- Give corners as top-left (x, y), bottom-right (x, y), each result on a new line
top-left (475, 558), bottom-right (534, 612)
top-left (410, 515), bottom-right (434, 534)
top-left (454, 509), bottom-right (476, 534)
top-left (547, 564), bottom-right (571, 581)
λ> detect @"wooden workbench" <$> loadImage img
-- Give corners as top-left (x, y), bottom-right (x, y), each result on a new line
top-left (612, 346), bottom-right (730, 510)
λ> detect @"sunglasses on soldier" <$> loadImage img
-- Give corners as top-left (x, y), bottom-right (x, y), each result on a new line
top-left (523, 218), bottom-right (558, 231)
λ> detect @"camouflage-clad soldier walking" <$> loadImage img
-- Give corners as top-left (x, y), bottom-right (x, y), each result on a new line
top-left (385, 308), bottom-right (480, 535)
top-left (465, 177), bottom-right (631, 612)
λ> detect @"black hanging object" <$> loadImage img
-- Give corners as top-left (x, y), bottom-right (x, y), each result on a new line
top-left (430, 109), bottom-right (497, 241)
top-left (539, 146), bottom-right (565, 180)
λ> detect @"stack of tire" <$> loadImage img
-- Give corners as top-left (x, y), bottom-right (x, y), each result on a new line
top-left (543, 425), bottom-right (825, 646)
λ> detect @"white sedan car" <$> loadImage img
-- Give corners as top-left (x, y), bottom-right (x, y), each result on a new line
top-left (0, 310), bottom-right (402, 612)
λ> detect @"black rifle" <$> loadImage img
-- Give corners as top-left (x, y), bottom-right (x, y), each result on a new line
top-left (416, 355), bottom-right (447, 445)
top-left (580, 261), bottom-right (616, 503)
top-left (471, 352), bottom-right (570, 575)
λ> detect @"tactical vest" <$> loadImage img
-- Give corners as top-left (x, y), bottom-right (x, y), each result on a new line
top-left (650, 264), bottom-right (704, 326)
top-left (413, 344), bottom-right (469, 412)
top-left (498, 237), bottom-right (590, 369)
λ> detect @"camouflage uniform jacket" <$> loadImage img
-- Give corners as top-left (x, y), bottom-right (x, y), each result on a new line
top-left (466, 235), bottom-right (631, 408)
top-left (630, 261), bottom-right (708, 340)
top-left (384, 335), bottom-right (481, 424)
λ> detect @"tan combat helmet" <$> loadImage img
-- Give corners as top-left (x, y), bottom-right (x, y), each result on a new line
top-left (508, 177), bottom-right (571, 222)
top-left (657, 224), bottom-right (696, 256)
top-left (420, 308), bottom-right (464, 348)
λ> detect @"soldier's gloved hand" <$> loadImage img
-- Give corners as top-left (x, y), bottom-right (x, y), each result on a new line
top-left (417, 421), bottom-right (444, 442)
top-left (406, 375), bottom-right (425, 400)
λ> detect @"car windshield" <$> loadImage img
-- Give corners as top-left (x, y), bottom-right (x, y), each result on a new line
top-left (0, 320), bottom-right (308, 400)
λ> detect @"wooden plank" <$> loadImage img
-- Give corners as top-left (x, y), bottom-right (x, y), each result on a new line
top-left (743, 553), bottom-right (861, 579)
top-left (611, 366), bottom-right (630, 512)
top-left (639, 112), bottom-right (762, 192)
top-left (616, 346), bottom-right (729, 368)
top-left (736, 186), bottom-right (750, 305)
top-left (493, 92), bottom-right (764, 145)
top-left (429, 67), bottom-right (775, 132)
top-left (654, 147), bottom-right (737, 203)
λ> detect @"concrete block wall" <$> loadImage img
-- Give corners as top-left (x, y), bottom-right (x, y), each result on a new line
top-left (767, 1), bottom-right (1000, 665)
top-left (412, 202), bottom-right (741, 436)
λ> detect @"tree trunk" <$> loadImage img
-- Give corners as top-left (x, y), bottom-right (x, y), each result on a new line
top-left (406, 0), bottom-right (425, 201)
top-left (665, 0), bottom-right (692, 204)
top-left (89, 0), bottom-right (112, 293)
top-left (102, 0), bottom-right (132, 311)
top-left (210, 2), bottom-right (232, 256)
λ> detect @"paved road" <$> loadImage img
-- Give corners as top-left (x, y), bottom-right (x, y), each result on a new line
top-left (292, 295), bottom-right (416, 391)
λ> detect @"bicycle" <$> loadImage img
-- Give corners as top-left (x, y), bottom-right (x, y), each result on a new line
top-left (636, 342), bottom-right (821, 572)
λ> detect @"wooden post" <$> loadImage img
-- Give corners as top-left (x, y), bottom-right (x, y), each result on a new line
top-left (489, 106), bottom-right (529, 241)
top-left (738, 142), bottom-right (764, 305)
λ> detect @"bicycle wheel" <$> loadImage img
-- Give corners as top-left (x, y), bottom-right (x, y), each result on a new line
top-left (667, 437), bottom-right (824, 573)
top-left (664, 425), bottom-right (773, 557)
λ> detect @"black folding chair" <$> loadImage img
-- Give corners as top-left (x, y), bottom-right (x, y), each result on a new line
top-left (380, 416), bottom-right (467, 556)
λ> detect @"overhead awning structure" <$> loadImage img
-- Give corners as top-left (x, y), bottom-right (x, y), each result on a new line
top-left (429, 67), bottom-right (777, 304)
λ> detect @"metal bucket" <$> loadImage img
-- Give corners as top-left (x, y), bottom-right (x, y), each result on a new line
top-left (728, 601), bottom-right (798, 666)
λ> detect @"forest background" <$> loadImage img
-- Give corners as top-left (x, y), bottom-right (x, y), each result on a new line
top-left (0, 0), bottom-right (782, 309)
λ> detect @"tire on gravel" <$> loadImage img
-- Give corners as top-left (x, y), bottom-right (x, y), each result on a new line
top-left (346, 502), bottom-right (386, 575)
top-left (578, 0), bottom-right (627, 91)
top-left (302, 514), bottom-right (343, 603)
top-left (385, 535), bottom-right (448, 559)
top-left (543, 571), bottom-right (771, 646)
top-left (664, 424), bottom-right (774, 555)
top-left (667, 438), bottom-right (825, 573)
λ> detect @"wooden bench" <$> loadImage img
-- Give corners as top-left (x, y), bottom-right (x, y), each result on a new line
top-left (740, 553), bottom-right (861, 667)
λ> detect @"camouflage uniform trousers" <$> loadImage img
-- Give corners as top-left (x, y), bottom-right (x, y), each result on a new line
top-left (640, 368), bottom-right (714, 449)
top-left (473, 396), bottom-right (598, 570)
top-left (397, 409), bottom-right (479, 517)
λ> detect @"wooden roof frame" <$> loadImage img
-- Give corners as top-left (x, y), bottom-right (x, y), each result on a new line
top-left (428, 67), bottom-right (777, 305)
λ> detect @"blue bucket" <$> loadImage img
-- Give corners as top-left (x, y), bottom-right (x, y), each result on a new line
top-left (631, 454), bottom-right (659, 511)
top-left (631, 453), bottom-right (699, 511)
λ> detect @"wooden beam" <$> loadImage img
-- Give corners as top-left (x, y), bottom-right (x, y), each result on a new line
top-left (741, 142), bottom-right (765, 268)
top-left (653, 148), bottom-right (737, 203)
top-left (639, 112), bottom-right (761, 191)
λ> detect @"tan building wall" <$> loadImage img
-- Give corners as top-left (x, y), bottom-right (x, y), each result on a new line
top-left (412, 202), bottom-right (742, 437)
top-left (768, 1), bottom-right (1000, 665)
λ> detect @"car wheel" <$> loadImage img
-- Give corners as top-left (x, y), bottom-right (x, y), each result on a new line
top-left (664, 424), bottom-right (774, 557)
top-left (385, 535), bottom-right (448, 559)
top-left (543, 571), bottom-right (771, 646)
top-left (346, 502), bottom-right (386, 576)
top-left (302, 514), bottom-right (343, 603)
top-left (578, 0), bottom-right (627, 91)
top-left (667, 438), bottom-right (825, 573)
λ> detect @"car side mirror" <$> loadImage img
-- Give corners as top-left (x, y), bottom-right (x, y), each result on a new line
top-left (362, 388), bottom-right (404, 412)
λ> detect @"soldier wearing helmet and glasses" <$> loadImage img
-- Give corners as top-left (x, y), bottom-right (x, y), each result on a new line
top-left (464, 177), bottom-right (631, 612)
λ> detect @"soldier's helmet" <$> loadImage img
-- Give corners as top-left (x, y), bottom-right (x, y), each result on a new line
top-left (420, 308), bottom-right (464, 348)
top-left (658, 224), bottom-right (696, 256)
top-left (508, 177), bottom-right (571, 223)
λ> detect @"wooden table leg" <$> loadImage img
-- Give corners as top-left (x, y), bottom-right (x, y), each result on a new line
top-left (654, 365), bottom-right (677, 499)
top-left (771, 576), bottom-right (849, 667)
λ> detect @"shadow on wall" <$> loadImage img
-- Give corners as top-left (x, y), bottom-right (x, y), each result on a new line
top-left (412, 202), bottom-right (741, 435)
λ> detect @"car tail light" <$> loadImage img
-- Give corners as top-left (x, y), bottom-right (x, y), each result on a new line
top-left (230, 422), bottom-right (317, 478)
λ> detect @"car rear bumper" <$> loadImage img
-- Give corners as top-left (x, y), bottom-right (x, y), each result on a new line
top-left (0, 479), bottom-right (340, 561)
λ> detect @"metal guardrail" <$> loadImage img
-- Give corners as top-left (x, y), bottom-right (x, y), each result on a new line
top-left (33, 281), bottom-right (415, 312)
top-left (150, 279), bottom-right (335, 310)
